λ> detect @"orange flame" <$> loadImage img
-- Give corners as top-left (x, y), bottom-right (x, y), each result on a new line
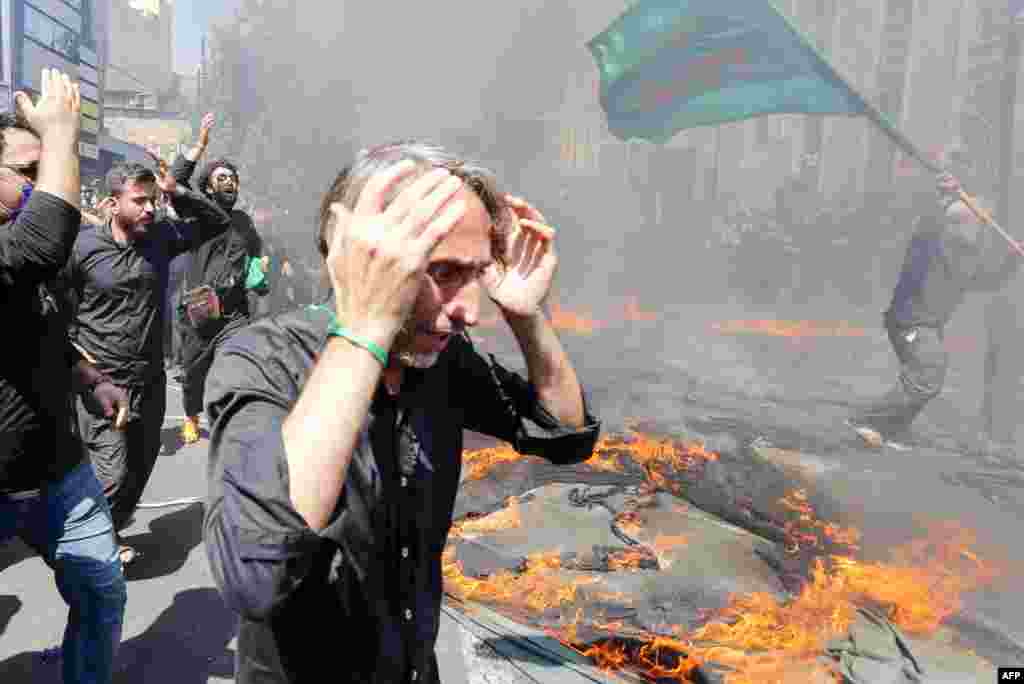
top-left (621, 295), bottom-right (658, 322)
top-left (455, 497), bottom-right (523, 536)
top-left (549, 302), bottom-right (604, 335)
top-left (555, 520), bottom-right (1000, 684)
top-left (780, 489), bottom-right (861, 555)
top-left (472, 295), bottom-right (659, 335)
top-left (443, 547), bottom-right (600, 614)
top-left (584, 431), bottom-right (718, 494)
top-left (462, 430), bottom-right (718, 489)
top-left (455, 435), bottom-right (1001, 683)
top-left (462, 443), bottom-right (533, 481)
top-left (576, 636), bottom-right (703, 681)
top-left (712, 319), bottom-right (867, 339)
top-left (606, 549), bottom-right (653, 571)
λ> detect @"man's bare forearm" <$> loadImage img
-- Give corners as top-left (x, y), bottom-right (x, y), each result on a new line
top-left (505, 309), bottom-right (585, 427)
top-left (281, 338), bottom-right (384, 531)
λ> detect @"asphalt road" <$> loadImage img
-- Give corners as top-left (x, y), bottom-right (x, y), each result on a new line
top-left (2, 293), bottom-right (1024, 681)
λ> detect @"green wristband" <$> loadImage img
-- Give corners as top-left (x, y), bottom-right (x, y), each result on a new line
top-left (326, 322), bottom-right (389, 366)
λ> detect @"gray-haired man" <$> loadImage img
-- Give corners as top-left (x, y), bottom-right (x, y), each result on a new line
top-left (202, 141), bottom-right (601, 683)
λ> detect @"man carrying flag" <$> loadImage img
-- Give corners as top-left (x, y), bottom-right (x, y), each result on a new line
top-left (848, 169), bottom-right (1021, 450)
top-left (588, 0), bottom-right (1024, 450)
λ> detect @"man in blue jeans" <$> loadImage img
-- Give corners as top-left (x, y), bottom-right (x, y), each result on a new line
top-left (0, 69), bottom-right (127, 683)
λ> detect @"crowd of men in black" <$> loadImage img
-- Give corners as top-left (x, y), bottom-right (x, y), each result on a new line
top-left (1, 68), bottom-right (601, 684)
top-left (2, 66), bottom-right (1019, 684)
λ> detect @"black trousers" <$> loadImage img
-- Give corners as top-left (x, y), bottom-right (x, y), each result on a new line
top-left (853, 323), bottom-right (948, 439)
top-left (77, 376), bottom-right (167, 532)
top-left (180, 317), bottom-right (248, 418)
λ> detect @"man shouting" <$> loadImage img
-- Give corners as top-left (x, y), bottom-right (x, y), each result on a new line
top-left (203, 141), bottom-right (601, 683)
top-left (171, 113), bottom-right (266, 444)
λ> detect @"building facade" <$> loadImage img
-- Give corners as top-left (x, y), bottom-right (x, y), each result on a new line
top-left (554, 0), bottom-right (1023, 216)
top-left (104, 0), bottom-right (173, 110)
top-left (0, 0), bottom-right (107, 180)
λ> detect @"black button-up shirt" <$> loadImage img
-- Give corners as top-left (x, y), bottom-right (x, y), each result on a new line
top-left (62, 188), bottom-right (231, 387)
top-left (203, 304), bottom-right (601, 684)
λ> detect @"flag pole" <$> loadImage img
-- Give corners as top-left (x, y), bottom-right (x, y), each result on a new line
top-left (770, 2), bottom-right (1024, 257)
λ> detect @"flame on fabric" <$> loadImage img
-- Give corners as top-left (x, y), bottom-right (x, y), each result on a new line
top-left (455, 497), bottom-right (523, 536)
top-left (712, 319), bottom-right (867, 338)
top-left (453, 434), bottom-right (1002, 683)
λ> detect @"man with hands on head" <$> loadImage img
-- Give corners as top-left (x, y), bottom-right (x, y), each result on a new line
top-left (202, 141), bottom-right (601, 684)
top-left (0, 69), bottom-right (128, 684)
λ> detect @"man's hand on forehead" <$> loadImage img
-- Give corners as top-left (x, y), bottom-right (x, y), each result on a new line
top-left (325, 159), bottom-right (468, 345)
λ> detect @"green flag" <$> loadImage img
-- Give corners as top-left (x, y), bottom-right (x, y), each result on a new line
top-left (587, 0), bottom-right (869, 144)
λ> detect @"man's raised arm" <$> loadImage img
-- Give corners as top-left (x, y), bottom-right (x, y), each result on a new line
top-left (155, 165), bottom-right (232, 256)
top-left (482, 196), bottom-right (586, 427)
top-left (170, 112), bottom-right (215, 188)
top-left (0, 69), bottom-right (81, 290)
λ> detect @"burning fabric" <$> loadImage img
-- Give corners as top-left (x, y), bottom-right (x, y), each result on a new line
top-left (445, 430), bottom-right (1006, 683)
top-left (711, 320), bottom-right (868, 339)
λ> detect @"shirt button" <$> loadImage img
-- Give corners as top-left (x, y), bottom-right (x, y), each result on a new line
top-left (404, 608), bottom-right (413, 621)
top-left (401, 546), bottom-right (409, 559)
top-left (411, 670), bottom-right (418, 681)
top-left (400, 476), bottom-right (409, 488)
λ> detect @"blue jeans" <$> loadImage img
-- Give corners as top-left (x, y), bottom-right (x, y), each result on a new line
top-left (0, 459), bottom-right (127, 684)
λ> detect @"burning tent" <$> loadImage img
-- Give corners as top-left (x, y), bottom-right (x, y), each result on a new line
top-left (441, 428), bottom-right (1008, 683)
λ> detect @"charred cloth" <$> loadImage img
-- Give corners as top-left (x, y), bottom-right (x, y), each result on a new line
top-left (444, 431), bottom-right (1005, 683)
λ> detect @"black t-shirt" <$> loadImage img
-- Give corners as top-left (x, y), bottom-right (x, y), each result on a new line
top-left (0, 191), bottom-right (86, 494)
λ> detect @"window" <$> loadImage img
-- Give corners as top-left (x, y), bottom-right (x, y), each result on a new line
top-left (80, 114), bottom-right (99, 134)
top-left (80, 44), bottom-right (97, 67)
top-left (26, 0), bottom-right (82, 33)
top-left (24, 6), bottom-right (80, 60)
top-left (79, 62), bottom-right (98, 85)
top-left (79, 0), bottom-right (95, 50)
top-left (80, 98), bottom-right (99, 118)
top-left (21, 39), bottom-right (76, 89)
top-left (79, 79), bottom-right (98, 100)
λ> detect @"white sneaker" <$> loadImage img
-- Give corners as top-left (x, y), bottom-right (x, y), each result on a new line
top-left (846, 420), bottom-right (883, 449)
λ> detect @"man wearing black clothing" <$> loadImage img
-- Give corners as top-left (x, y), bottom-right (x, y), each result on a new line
top-left (166, 249), bottom-right (190, 369)
top-left (171, 114), bottom-right (266, 444)
top-left (848, 173), bottom-right (1022, 450)
top-left (203, 142), bottom-right (600, 683)
top-left (63, 160), bottom-right (231, 562)
top-left (0, 69), bottom-right (128, 684)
